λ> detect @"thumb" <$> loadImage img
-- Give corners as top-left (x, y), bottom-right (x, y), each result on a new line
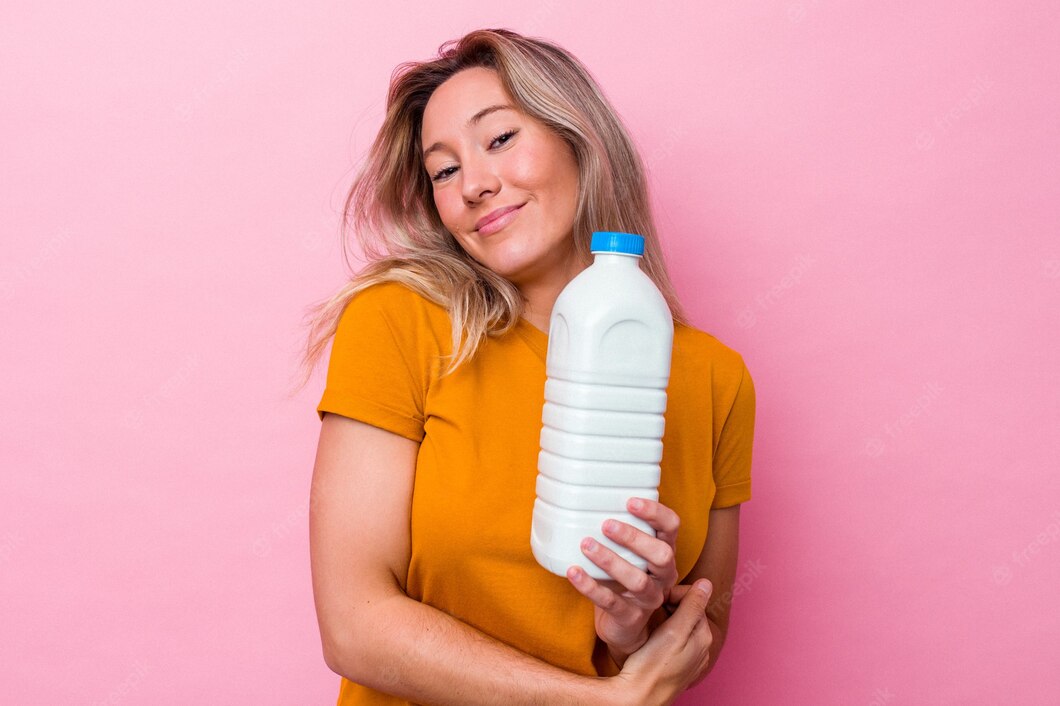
top-left (666, 580), bottom-right (712, 607)
top-left (669, 579), bottom-right (712, 626)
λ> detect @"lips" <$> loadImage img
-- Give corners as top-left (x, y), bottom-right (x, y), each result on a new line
top-left (475, 204), bottom-right (524, 232)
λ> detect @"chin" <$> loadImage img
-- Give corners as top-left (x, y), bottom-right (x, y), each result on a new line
top-left (486, 262), bottom-right (524, 282)
top-left (495, 259), bottom-right (553, 288)
top-left (469, 237), bottom-right (551, 281)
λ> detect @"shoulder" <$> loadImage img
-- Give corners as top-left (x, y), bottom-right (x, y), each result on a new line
top-left (340, 280), bottom-right (449, 329)
top-left (673, 321), bottom-right (752, 397)
top-left (346, 280), bottom-right (443, 313)
top-left (335, 280), bottom-right (452, 358)
top-left (675, 322), bottom-right (749, 374)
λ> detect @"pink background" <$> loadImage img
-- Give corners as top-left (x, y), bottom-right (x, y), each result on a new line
top-left (2, 2), bottom-right (1057, 704)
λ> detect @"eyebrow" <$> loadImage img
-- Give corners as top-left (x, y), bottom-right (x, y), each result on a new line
top-left (422, 104), bottom-right (516, 160)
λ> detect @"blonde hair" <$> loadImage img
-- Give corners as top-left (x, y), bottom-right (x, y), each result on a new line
top-left (292, 27), bottom-right (689, 394)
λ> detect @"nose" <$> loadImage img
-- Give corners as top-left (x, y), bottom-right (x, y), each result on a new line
top-left (460, 153), bottom-right (501, 204)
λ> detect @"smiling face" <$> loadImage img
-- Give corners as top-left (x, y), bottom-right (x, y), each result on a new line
top-left (420, 66), bottom-right (585, 290)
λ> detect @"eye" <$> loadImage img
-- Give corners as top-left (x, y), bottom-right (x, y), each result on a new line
top-left (430, 129), bottom-right (519, 182)
top-left (431, 165), bottom-right (457, 182)
top-left (491, 129), bottom-right (517, 148)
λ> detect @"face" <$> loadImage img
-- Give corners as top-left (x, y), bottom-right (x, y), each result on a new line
top-left (420, 66), bottom-right (585, 290)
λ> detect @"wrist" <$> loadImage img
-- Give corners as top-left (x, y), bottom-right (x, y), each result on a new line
top-left (598, 673), bottom-right (650, 706)
top-left (607, 606), bottom-right (670, 669)
top-left (606, 628), bottom-right (648, 670)
top-left (606, 644), bottom-right (631, 671)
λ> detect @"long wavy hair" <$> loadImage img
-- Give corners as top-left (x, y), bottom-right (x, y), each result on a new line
top-left (292, 28), bottom-right (689, 394)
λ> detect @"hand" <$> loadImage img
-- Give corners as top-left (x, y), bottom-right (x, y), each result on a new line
top-left (565, 497), bottom-right (681, 663)
top-left (612, 580), bottom-right (714, 706)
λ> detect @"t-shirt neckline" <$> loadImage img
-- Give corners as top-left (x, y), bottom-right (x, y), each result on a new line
top-left (514, 316), bottom-right (548, 359)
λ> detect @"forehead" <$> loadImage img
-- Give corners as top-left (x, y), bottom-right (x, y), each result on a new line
top-left (421, 67), bottom-right (511, 135)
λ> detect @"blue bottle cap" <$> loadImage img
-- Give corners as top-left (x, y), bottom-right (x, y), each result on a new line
top-left (591, 231), bottom-right (645, 255)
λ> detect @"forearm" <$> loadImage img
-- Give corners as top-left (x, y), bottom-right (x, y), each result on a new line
top-left (689, 618), bottom-right (727, 688)
top-left (330, 591), bottom-right (630, 706)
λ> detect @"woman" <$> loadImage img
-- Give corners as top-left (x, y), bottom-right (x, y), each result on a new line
top-left (299, 28), bottom-right (756, 705)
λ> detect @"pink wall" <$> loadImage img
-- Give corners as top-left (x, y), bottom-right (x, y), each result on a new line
top-left (2, 2), bottom-right (1057, 704)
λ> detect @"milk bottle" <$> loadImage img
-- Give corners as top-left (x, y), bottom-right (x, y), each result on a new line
top-left (530, 231), bottom-right (675, 579)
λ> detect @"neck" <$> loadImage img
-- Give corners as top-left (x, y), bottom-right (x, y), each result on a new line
top-left (518, 253), bottom-right (592, 333)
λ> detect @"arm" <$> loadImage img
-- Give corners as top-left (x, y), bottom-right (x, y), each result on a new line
top-left (309, 412), bottom-right (635, 706)
top-left (593, 360), bottom-right (755, 677)
top-left (679, 504), bottom-right (741, 686)
top-left (679, 357), bottom-right (755, 684)
top-left (600, 505), bottom-right (740, 676)
top-left (575, 498), bottom-right (684, 672)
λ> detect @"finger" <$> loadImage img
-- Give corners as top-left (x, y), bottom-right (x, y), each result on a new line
top-left (580, 536), bottom-right (663, 608)
top-left (663, 584), bottom-right (688, 613)
top-left (601, 519), bottom-right (678, 584)
top-left (670, 579), bottom-right (713, 631)
top-left (667, 583), bottom-right (694, 603)
top-left (627, 497), bottom-right (681, 547)
top-left (663, 583), bottom-right (702, 615)
top-left (566, 565), bottom-right (640, 621)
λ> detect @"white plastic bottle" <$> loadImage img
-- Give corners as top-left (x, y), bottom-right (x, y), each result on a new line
top-left (530, 231), bottom-right (675, 579)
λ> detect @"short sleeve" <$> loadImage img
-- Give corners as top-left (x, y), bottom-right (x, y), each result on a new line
top-left (710, 359), bottom-right (756, 508)
top-left (315, 285), bottom-right (427, 443)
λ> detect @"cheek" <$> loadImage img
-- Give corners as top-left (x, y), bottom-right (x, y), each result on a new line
top-left (508, 142), bottom-right (549, 186)
top-left (433, 189), bottom-right (462, 223)
top-left (511, 142), bottom-right (578, 205)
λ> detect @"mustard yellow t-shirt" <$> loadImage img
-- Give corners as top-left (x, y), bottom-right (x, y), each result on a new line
top-left (316, 280), bottom-right (755, 705)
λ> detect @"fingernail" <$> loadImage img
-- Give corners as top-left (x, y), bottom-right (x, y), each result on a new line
top-left (629, 498), bottom-right (643, 511)
top-left (583, 538), bottom-right (596, 551)
top-left (604, 520), bottom-right (618, 533)
top-left (695, 579), bottom-right (712, 594)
